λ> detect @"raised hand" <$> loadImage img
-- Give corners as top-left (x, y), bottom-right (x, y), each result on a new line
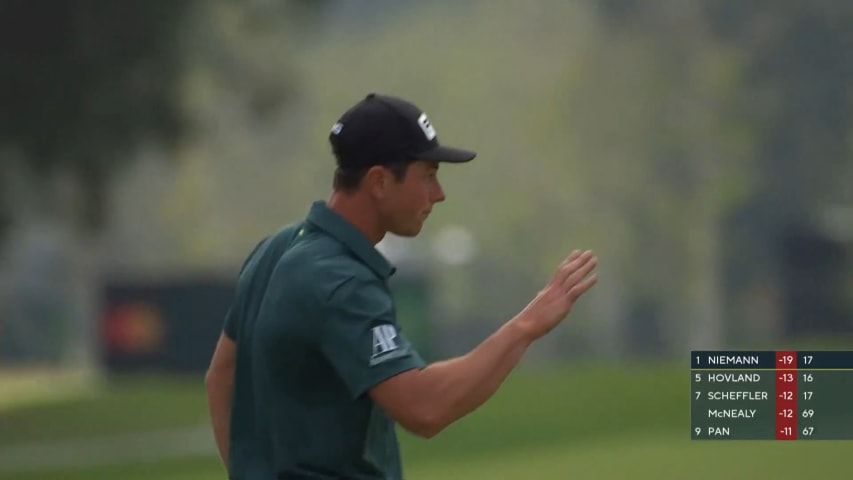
top-left (515, 250), bottom-right (598, 341)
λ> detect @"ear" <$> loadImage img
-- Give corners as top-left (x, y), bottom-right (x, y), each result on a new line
top-left (363, 165), bottom-right (388, 199)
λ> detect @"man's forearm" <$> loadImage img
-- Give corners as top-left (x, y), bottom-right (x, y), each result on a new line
top-left (205, 369), bottom-right (234, 469)
top-left (415, 317), bottom-right (533, 435)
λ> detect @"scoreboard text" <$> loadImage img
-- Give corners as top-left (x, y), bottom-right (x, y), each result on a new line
top-left (691, 351), bottom-right (853, 440)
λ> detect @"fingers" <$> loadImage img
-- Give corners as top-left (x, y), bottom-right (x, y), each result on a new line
top-left (568, 273), bottom-right (598, 300)
top-left (554, 250), bottom-right (594, 285)
top-left (558, 250), bottom-right (582, 270)
top-left (552, 250), bottom-right (579, 283)
top-left (563, 252), bottom-right (597, 291)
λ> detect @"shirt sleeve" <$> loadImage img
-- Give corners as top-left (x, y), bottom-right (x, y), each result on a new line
top-left (221, 235), bottom-right (272, 341)
top-left (321, 276), bottom-right (426, 399)
top-left (223, 305), bottom-right (238, 340)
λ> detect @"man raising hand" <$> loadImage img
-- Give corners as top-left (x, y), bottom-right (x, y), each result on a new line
top-left (205, 93), bottom-right (598, 480)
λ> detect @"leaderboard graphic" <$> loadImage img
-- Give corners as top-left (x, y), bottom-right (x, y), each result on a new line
top-left (691, 351), bottom-right (853, 440)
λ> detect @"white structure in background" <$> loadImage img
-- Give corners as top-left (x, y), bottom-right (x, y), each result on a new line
top-left (376, 225), bottom-right (478, 268)
top-left (430, 225), bottom-right (477, 267)
top-left (375, 234), bottom-right (414, 266)
top-left (820, 204), bottom-right (853, 243)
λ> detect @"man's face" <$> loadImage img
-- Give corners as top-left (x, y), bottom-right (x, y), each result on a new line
top-left (378, 160), bottom-right (446, 237)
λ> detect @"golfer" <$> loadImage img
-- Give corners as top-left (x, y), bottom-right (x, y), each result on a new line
top-left (205, 93), bottom-right (598, 480)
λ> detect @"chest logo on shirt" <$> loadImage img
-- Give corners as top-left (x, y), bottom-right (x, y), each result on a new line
top-left (371, 325), bottom-right (399, 361)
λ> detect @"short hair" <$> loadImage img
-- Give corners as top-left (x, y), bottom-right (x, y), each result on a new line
top-left (332, 159), bottom-right (413, 192)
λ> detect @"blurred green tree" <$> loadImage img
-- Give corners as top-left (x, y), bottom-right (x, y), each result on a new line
top-left (593, 0), bottom-right (853, 346)
top-left (703, 1), bottom-right (853, 340)
top-left (0, 0), bottom-right (328, 240)
top-left (559, 0), bottom-right (755, 352)
top-left (0, 1), bottom-right (194, 235)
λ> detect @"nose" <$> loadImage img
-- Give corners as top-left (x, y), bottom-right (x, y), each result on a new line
top-left (432, 181), bottom-right (446, 204)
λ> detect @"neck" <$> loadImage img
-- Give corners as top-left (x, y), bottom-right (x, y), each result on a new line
top-left (327, 190), bottom-right (386, 245)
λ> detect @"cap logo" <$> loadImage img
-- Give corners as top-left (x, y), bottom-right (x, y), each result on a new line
top-left (417, 113), bottom-right (437, 141)
top-left (331, 122), bottom-right (344, 135)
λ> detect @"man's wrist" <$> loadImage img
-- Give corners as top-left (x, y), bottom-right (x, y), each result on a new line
top-left (506, 313), bottom-right (538, 347)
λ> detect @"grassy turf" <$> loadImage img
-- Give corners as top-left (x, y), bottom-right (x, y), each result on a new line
top-left (407, 433), bottom-right (853, 480)
top-left (399, 363), bottom-right (686, 463)
top-left (3, 363), bottom-right (852, 480)
top-left (8, 435), bottom-right (853, 480)
top-left (0, 374), bottom-right (207, 447)
top-left (5, 456), bottom-right (223, 480)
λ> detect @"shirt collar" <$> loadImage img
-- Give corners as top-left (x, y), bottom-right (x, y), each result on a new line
top-left (305, 200), bottom-right (396, 279)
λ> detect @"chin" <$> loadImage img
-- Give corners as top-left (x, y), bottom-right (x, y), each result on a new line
top-left (391, 224), bottom-right (423, 238)
top-left (393, 229), bottom-right (421, 238)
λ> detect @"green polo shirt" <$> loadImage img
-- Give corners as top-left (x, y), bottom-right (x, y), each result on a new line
top-left (223, 200), bottom-right (426, 480)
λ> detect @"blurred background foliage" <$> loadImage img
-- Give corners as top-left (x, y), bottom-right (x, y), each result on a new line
top-left (1, 0), bottom-right (852, 478)
top-left (1, 0), bottom-right (852, 364)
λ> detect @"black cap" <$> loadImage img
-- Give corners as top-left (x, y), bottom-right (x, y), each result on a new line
top-left (329, 93), bottom-right (476, 169)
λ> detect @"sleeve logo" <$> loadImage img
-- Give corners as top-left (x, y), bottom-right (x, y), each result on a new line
top-left (371, 324), bottom-right (406, 365)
